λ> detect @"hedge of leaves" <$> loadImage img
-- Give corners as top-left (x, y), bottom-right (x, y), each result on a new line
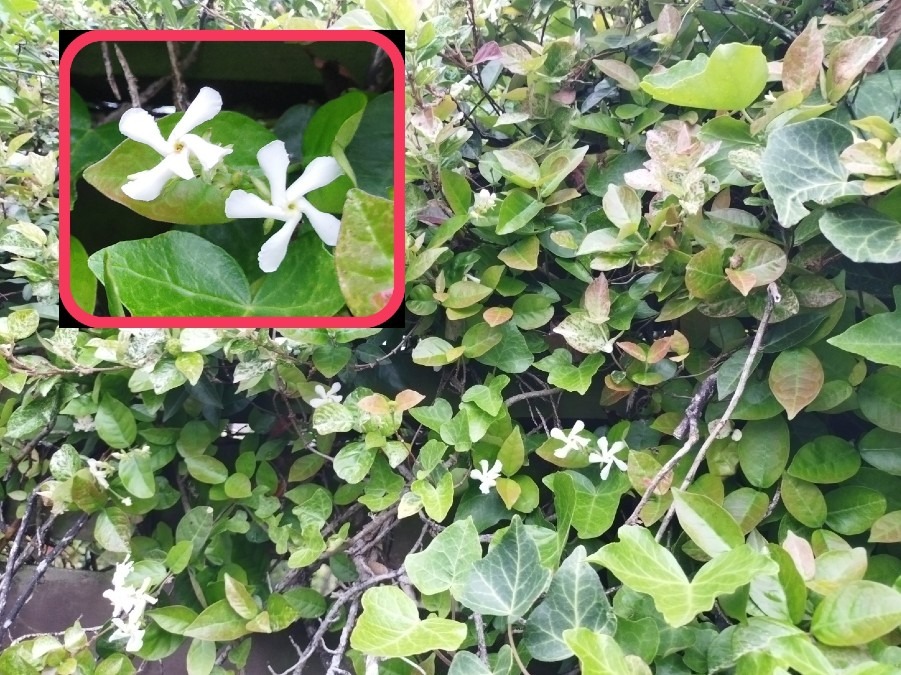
top-left (1, 0), bottom-right (901, 674)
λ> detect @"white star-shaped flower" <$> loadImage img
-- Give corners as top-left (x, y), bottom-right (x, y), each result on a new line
top-left (110, 616), bottom-right (145, 653)
top-left (86, 457), bottom-right (112, 490)
top-left (470, 459), bottom-right (503, 494)
top-left (550, 420), bottom-right (590, 458)
top-left (118, 87), bottom-right (232, 201)
top-left (224, 140), bottom-right (344, 272)
top-left (310, 382), bottom-right (342, 408)
top-left (588, 437), bottom-right (629, 480)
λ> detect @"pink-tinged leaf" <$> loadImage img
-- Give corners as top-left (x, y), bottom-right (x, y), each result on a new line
top-left (483, 307), bottom-right (514, 327)
top-left (725, 268), bottom-right (757, 296)
top-left (394, 390), bottom-right (425, 412)
top-left (867, 0), bottom-right (901, 73)
top-left (827, 36), bottom-right (888, 102)
top-left (782, 531), bottom-right (815, 581)
top-left (583, 274), bottom-right (611, 324)
top-left (782, 19), bottom-right (824, 96)
top-left (768, 348), bottom-right (824, 420)
top-left (657, 4), bottom-right (681, 38)
top-left (357, 393), bottom-right (392, 415)
top-left (617, 341), bottom-right (647, 362)
top-left (551, 89), bottom-right (576, 105)
top-left (593, 59), bottom-right (641, 91)
top-left (473, 41), bottom-right (502, 65)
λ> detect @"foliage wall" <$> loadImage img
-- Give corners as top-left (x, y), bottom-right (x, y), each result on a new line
top-left (1, 0), bottom-right (901, 674)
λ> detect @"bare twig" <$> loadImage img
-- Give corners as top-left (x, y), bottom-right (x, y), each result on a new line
top-left (0, 493), bottom-right (37, 626)
top-left (473, 612), bottom-right (488, 664)
top-left (118, 0), bottom-right (149, 28)
top-left (101, 42), bottom-right (121, 100)
top-left (1, 513), bottom-right (91, 633)
top-left (166, 42), bottom-right (187, 111)
top-left (764, 485), bottom-right (782, 519)
top-left (507, 622), bottom-right (532, 675)
top-left (113, 44), bottom-right (140, 108)
top-left (504, 387), bottom-right (561, 408)
top-left (325, 599), bottom-right (360, 675)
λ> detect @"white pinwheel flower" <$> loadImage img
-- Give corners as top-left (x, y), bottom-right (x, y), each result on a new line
top-left (110, 616), bottom-right (145, 653)
top-left (550, 420), bottom-right (591, 458)
top-left (470, 459), bottom-right (503, 494)
top-left (224, 140), bottom-right (344, 273)
top-left (588, 437), bottom-right (629, 481)
top-left (310, 382), bottom-right (342, 408)
top-left (118, 86), bottom-right (232, 201)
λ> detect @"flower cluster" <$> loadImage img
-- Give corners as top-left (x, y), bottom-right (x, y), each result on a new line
top-left (549, 421), bottom-right (630, 480)
top-left (117, 87), bottom-right (344, 273)
top-left (102, 556), bottom-right (158, 652)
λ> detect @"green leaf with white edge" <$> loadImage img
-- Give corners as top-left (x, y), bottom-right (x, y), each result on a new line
top-left (224, 573), bottom-right (259, 621)
top-left (69, 236), bottom-right (96, 314)
top-left (493, 148), bottom-right (541, 188)
top-left (118, 451), bottom-right (155, 498)
top-left (406, 517), bottom-right (482, 595)
top-left (811, 581), bottom-right (901, 646)
top-left (672, 489), bottom-right (744, 558)
top-left (768, 348), bottom-right (824, 420)
top-left (84, 111), bottom-right (277, 225)
top-left (184, 599), bottom-right (250, 642)
top-left (534, 350), bottom-right (605, 395)
top-left (819, 205), bottom-right (901, 264)
top-left (539, 146), bottom-right (588, 198)
top-left (350, 586), bottom-right (467, 657)
top-left (95, 507), bottom-right (131, 553)
top-left (497, 190), bottom-right (544, 235)
top-left (311, 402), bottom-right (355, 435)
top-left (458, 516), bottom-right (551, 618)
top-left (829, 289), bottom-right (901, 368)
top-left (5, 394), bottom-right (58, 440)
top-left (523, 547), bottom-right (616, 662)
top-left (640, 43), bottom-right (768, 110)
top-left (603, 184), bottom-right (642, 236)
top-left (184, 455), bottom-right (228, 485)
top-left (335, 189), bottom-right (394, 317)
top-left (95, 395), bottom-right (137, 450)
top-left (563, 628), bottom-right (632, 675)
top-left (787, 435), bottom-right (860, 484)
top-left (760, 119), bottom-right (865, 228)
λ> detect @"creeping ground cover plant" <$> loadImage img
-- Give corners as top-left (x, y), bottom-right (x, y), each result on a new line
top-left (66, 39), bottom-right (397, 318)
top-left (5, 0), bottom-right (901, 674)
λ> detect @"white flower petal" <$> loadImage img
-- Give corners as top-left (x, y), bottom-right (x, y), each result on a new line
top-left (314, 384), bottom-right (327, 398)
top-left (169, 86), bottom-right (223, 141)
top-left (596, 437), bottom-right (609, 454)
top-left (571, 420), bottom-right (586, 434)
top-left (181, 133), bottom-right (232, 170)
top-left (550, 428), bottom-right (567, 442)
top-left (587, 452), bottom-right (603, 464)
top-left (118, 108), bottom-right (170, 156)
top-left (600, 463), bottom-right (613, 481)
top-left (285, 156), bottom-right (343, 201)
top-left (328, 382), bottom-right (342, 396)
top-left (554, 447), bottom-right (570, 459)
top-left (258, 218), bottom-right (301, 273)
top-left (612, 456), bottom-right (628, 472)
top-left (298, 198), bottom-right (341, 246)
top-left (122, 161), bottom-right (176, 201)
top-left (225, 190), bottom-right (286, 220)
top-left (160, 149), bottom-right (195, 181)
top-left (257, 140), bottom-right (290, 205)
top-left (609, 441), bottom-right (627, 456)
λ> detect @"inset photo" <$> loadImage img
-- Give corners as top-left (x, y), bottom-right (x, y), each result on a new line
top-left (60, 31), bottom-right (403, 327)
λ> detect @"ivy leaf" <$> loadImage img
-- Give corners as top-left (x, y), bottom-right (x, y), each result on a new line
top-left (811, 581), bottom-right (901, 646)
top-left (760, 119), bottom-right (865, 228)
top-left (458, 516), bottom-right (551, 618)
top-left (533, 350), bottom-right (604, 395)
top-left (640, 43), bottom-right (768, 110)
top-left (350, 586), bottom-right (467, 657)
top-left (563, 628), bottom-right (633, 675)
top-left (768, 348), bottom-right (824, 420)
top-left (522, 547), bottom-right (617, 662)
top-left (406, 517), bottom-right (482, 595)
top-left (819, 205), bottom-right (901, 264)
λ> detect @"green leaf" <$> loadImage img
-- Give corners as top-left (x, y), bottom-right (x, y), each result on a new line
top-left (672, 489), bottom-right (744, 558)
top-left (224, 573), bottom-right (259, 620)
top-left (563, 628), bottom-right (632, 675)
top-left (685, 247), bottom-right (729, 300)
top-left (350, 586), bottom-right (467, 657)
top-left (406, 517), bottom-right (482, 595)
top-left (540, 147), bottom-right (589, 197)
top-left (780, 474), bottom-right (827, 528)
top-left (147, 605), bottom-right (198, 635)
top-left (493, 149), bottom-right (541, 188)
top-left (335, 189), bottom-right (394, 316)
top-left (523, 547), bottom-right (616, 662)
top-left (475, 323), bottom-right (534, 373)
top-left (820, 205), bottom-right (901, 264)
top-left (760, 119), bottom-right (865, 228)
top-left (5, 394), bottom-right (58, 440)
top-left (811, 581), bottom-right (901, 646)
top-left (412, 472), bottom-right (454, 522)
top-left (95, 395), bottom-right (137, 450)
top-left (184, 600), bottom-right (250, 642)
top-left (497, 190), bottom-right (544, 235)
top-left (441, 169), bottom-right (473, 216)
top-left (304, 91), bottom-right (367, 161)
top-left (534, 350), bottom-right (605, 395)
top-left (184, 455), bottom-right (229, 485)
top-left (311, 402), bottom-right (355, 435)
top-left (224, 473), bottom-right (252, 499)
top-left (736, 417), bottom-right (790, 488)
top-left (640, 43), bottom-right (768, 110)
top-left (118, 451), bottom-right (155, 498)
top-left (343, 92), bottom-right (394, 198)
top-left (787, 436), bottom-right (861, 484)
top-left (498, 236), bottom-right (539, 270)
top-left (84, 111), bottom-right (277, 225)
top-left (497, 428), bottom-right (525, 475)
top-left (69, 236), bottom-right (96, 314)
top-left (334, 443), bottom-right (377, 484)
top-left (176, 506), bottom-right (215, 559)
top-left (186, 638), bottom-right (215, 675)
top-left (768, 348), bottom-right (824, 419)
top-left (553, 311), bottom-right (612, 354)
top-left (829, 297), bottom-right (901, 368)
top-left (95, 507), bottom-right (131, 553)
top-left (858, 370), bottom-right (901, 433)
top-left (824, 486), bottom-right (886, 535)
top-left (602, 185), bottom-right (642, 235)
top-left (458, 516), bottom-right (551, 618)
top-left (726, 239), bottom-right (787, 296)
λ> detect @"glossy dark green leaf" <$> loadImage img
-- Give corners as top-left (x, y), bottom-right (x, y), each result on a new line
top-left (344, 92), bottom-right (394, 198)
top-left (68, 236), bottom-right (96, 314)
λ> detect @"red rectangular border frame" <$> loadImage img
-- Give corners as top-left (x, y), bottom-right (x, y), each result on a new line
top-left (59, 30), bottom-right (405, 329)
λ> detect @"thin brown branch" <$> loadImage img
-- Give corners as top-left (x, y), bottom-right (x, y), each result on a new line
top-left (166, 42), bottom-right (187, 111)
top-left (101, 42), bottom-right (121, 100)
top-left (112, 44), bottom-right (140, 109)
top-left (0, 493), bottom-right (37, 627)
top-left (473, 612), bottom-right (488, 664)
top-left (507, 622), bottom-right (532, 675)
top-left (504, 387), bottom-right (562, 407)
top-left (325, 599), bottom-right (360, 675)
